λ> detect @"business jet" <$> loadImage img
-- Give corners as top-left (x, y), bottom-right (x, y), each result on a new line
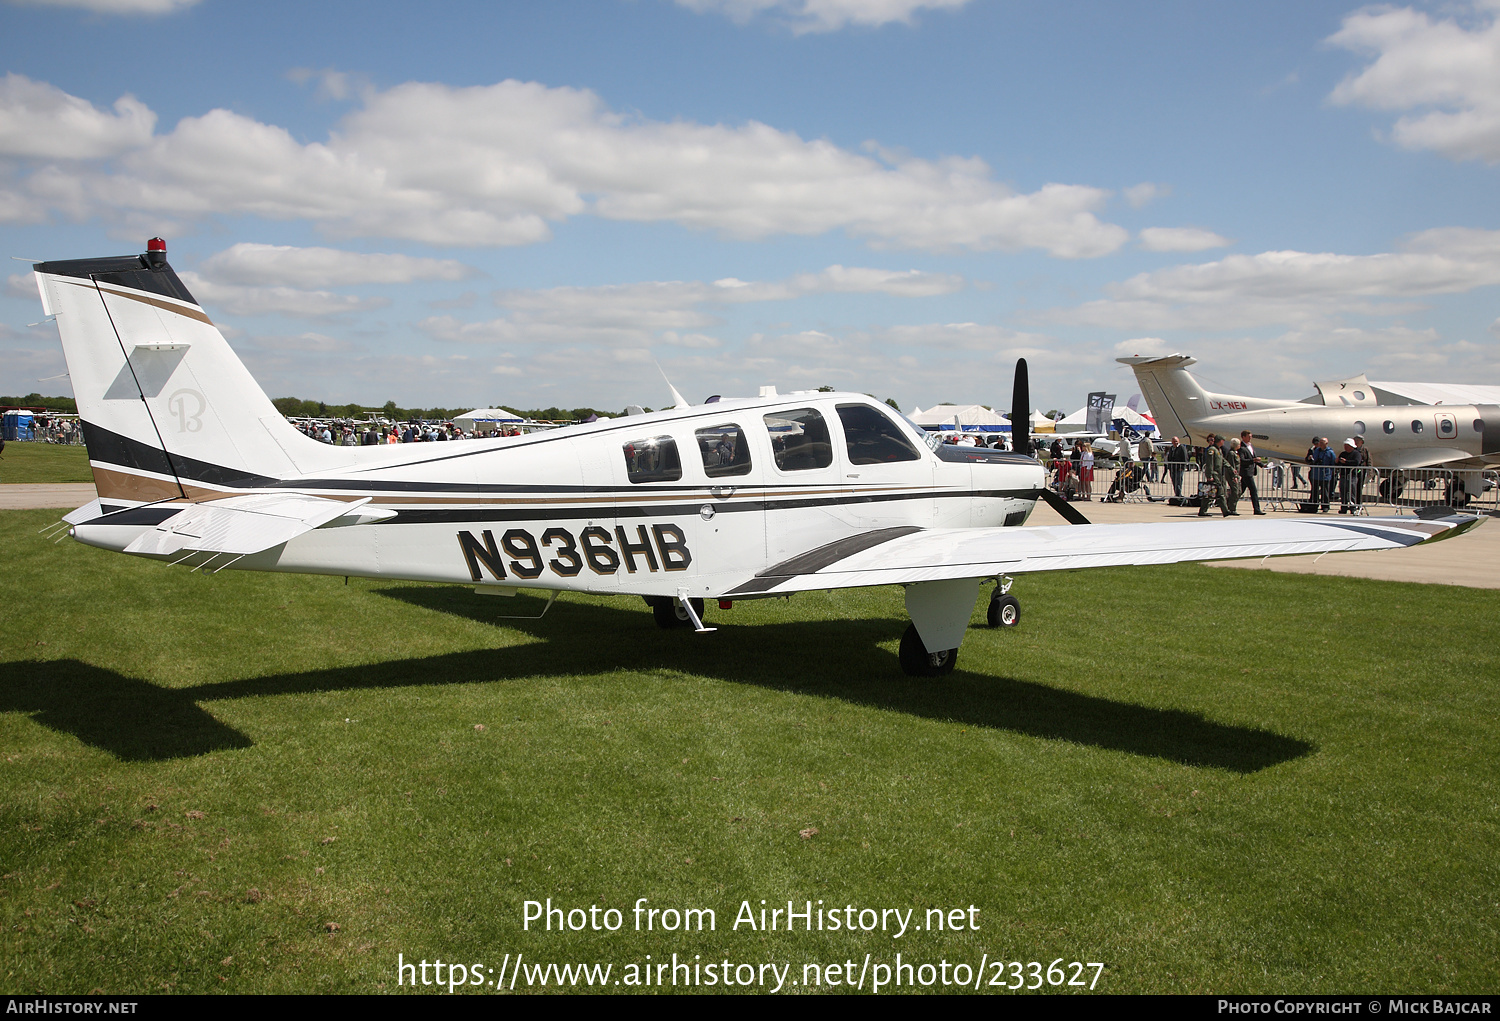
top-left (1122, 354), bottom-right (1500, 498)
top-left (28, 242), bottom-right (1481, 676)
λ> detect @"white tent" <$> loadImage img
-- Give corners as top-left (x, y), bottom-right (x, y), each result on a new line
top-left (453, 408), bottom-right (525, 434)
top-left (908, 404), bottom-right (1012, 431)
top-left (1055, 403), bottom-right (1158, 435)
top-left (1030, 410), bottom-right (1055, 433)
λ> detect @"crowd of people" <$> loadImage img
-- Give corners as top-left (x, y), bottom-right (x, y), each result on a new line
top-left (17, 414), bottom-right (83, 445)
top-left (288, 419), bottom-right (527, 445)
top-left (1028, 428), bottom-right (1382, 516)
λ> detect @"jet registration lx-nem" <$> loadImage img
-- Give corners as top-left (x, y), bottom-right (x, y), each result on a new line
top-left (31, 241), bottom-right (1483, 676)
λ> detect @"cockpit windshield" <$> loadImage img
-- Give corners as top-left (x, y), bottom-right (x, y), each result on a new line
top-left (896, 411), bottom-right (944, 452)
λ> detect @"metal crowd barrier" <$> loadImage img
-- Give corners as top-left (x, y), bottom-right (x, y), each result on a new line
top-left (1047, 459), bottom-right (1498, 515)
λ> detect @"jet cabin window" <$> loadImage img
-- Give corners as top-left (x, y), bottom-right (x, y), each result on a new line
top-left (696, 424), bottom-right (752, 478)
top-left (837, 403), bottom-right (921, 464)
top-left (764, 408), bottom-right (833, 471)
top-left (622, 435), bottom-right (682, 483)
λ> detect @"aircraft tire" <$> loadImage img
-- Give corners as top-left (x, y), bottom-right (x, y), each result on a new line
top-left (987, 594), bottom-right (1021, 628)
top-left (651, 596), bottom-right (704, 630)
top-left (898, 623), bottom-right (957, 677)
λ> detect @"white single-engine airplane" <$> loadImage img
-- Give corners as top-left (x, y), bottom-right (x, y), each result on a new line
top-left (31, 241), bottom-right (1483, 675)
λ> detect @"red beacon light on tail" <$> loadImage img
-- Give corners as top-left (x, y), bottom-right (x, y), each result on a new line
top-left (144, 237), bottom-right (167, 269)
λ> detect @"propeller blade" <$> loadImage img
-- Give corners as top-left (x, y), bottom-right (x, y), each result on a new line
top-left (1011, 357), bottom-right (1030, 456)
top-left (1038, 488), bottom-right (1091, 525)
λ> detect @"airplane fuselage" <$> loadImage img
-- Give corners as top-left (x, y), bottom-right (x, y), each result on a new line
top-left (73, 394), bottom-right (1046, 602)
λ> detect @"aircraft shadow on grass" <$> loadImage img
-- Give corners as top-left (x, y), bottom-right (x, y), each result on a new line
top-left (0, 587), bottom-right (1313, 772)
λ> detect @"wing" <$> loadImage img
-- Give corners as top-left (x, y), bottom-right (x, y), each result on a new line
top-left (725, 514), bottom-right (1480, 596)
top-left (121, 494), bottom-right (389, 558)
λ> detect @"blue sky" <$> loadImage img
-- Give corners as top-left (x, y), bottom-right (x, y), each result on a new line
top-left (1, 0), bottom-right (1497, 415)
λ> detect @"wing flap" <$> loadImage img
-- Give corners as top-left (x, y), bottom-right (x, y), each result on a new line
top-left (725, 515), bottom-right (1479, 596)
top-left (124, 494), bottom-right (371, 557)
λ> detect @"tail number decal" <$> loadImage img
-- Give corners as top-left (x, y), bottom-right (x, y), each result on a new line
top-left (459, 524), bottom-right (691, 582)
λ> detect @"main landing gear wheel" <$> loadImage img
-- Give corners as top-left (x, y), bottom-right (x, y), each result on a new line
top-left (647, 595), bottom-right (704, 630)
top-left (987, 593), bottom-right (1021, 628)
top-left (898, 623), bottom-right (957, 677)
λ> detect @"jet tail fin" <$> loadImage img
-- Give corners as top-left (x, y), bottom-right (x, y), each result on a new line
top-left (1116, 354), bottom-right (1205, 440)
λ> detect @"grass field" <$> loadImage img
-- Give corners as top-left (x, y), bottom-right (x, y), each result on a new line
top-left (1, 506), bottom-right (1497, 995)
top-left (0, 442), bottom-right (92, 484)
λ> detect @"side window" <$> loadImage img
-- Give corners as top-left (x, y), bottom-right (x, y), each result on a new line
top-left (622, 435), bottom-right (682, 483)
top-left (695, 424), bottom-right (752, 478)
top-left (764, 408), bottom-right (833, 471)
top-left (837, 403), bottom-right (921, 465)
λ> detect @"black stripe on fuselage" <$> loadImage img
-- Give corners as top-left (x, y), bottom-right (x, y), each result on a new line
top-left (385, 489), bottom-right (1036, 525)
top-left (78, 423), bottom-right (1037, 503)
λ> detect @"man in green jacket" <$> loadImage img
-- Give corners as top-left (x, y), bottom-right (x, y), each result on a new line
top-left (1197, 434), bottom-right (1233, 518)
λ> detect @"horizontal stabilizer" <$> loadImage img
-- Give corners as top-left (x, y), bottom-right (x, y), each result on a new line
top-left (726, 515), bottom-right (1480, 596)
top-left (62, 499), bottom-right (107, 526)
top-left (124, 494), bottom-right (376, 557)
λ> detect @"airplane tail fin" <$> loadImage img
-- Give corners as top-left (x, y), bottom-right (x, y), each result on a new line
top-left (34, 240), bottom-right (342, 503)
top-left (1116, 354), bottom-right (1206, 440)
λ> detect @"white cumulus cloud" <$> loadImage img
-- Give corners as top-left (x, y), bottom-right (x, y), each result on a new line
top-left (1328, 2), bottom-right (1500, 163)
top-left (1123, 182), bottom-right (1168, 208)
top-left (420, 265), bottom-right (964, 350)
top-left (5, 0), bottom-right (199, 13)
top-left (0, 74), bottom-right (156, 159)
top-left (6, 272), bottom-right (38, 300)
top-left (676, 0), bottom-right (969, 33)
top-left (179, 273), bottom-right (391, 318)
top-left (1052, 227), bottom-right (1500, 331)
top-left (3, 76), bottom-right (1128, 257)
top-left (197, 243), bottom-right (474, 288)
top-left (1137, 227), bottom-right (1231, 253)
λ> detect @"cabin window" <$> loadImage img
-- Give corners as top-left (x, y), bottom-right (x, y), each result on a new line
top-left (764, 408), bottom-right (833, 471)
top-left (837, 403), bottom-right (921, 465)
top-left (1411, 419), bottom-right (1424, 433)
top-left (1353, 421), bottom-right (1365, 436)
top-left (1475, 419), bottom-right (1484, 432)
top-left (1383, 420), bottom-right (1395, 434)
top-left (695, 424), bottom-right (752, 478)
top-left (622, 435), bottom-right (682, 483)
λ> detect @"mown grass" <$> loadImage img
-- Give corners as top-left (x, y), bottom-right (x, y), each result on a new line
top-left (0, 442), bottom-right (92, 484)
top-left (0, 507), bottom-right (1496, 995)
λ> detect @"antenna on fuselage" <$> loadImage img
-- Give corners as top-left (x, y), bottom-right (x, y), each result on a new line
top-left (656, 360), bottom-right (691, 410)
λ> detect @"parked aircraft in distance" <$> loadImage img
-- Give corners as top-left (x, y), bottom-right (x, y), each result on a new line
top-left (1306, 373), bottom-right (1500, 410)
top-left (1122, 355), bottom-right (1500, 498)
top-left (30, 242), bottom-right (1482, 675)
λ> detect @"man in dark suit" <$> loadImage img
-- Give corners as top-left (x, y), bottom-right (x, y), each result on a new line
top-left (1238, 430), bottom-right (1266, 515)
top-left (1165, 435), bottom-right (1187, 498)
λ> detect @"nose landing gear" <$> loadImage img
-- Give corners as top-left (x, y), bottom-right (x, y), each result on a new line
top-left (986, 575), bottom-right (1021, 628)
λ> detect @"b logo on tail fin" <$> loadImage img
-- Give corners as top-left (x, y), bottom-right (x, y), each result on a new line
top-left (167, 388), bottom-right (204, 433)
